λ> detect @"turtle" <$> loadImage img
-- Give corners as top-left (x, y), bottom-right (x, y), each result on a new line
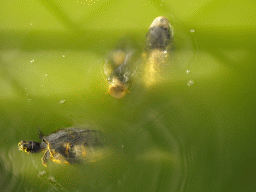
top-left (104, 43), bottom-right (137, 99)
top-left (143, 16), bottom-right (173, 87)
top-left (104, 16), bottom-right (173, 94)
top-left (18, 128), bottom-right (105, 167)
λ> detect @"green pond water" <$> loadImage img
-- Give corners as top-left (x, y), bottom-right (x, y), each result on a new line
top-left (0, 0), bottom-right (256, 191)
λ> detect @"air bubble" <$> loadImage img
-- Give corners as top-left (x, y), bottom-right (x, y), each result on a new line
top-left (48, 176), bottom-right (57, 183)
top-left (123, 73), bottom-right (130, 82)
top-left (30, 60), bottom-right (34, 63)
top-left (163, 50), bottom-right (168, 58)
top-left (45, 74), bottom-right (48, 77)
top-left (62, 55), bottom-right (65, 57)
top-left (190, 29), bottom-right (195, 33)
top-left (38, 171), bottom-right (46, 177)
top-left (187, 80), bottom-right (194, 86)
top-left (186, 70), bottom-right (190, 74)
top-left (59, 100), bottom-right (66, 104)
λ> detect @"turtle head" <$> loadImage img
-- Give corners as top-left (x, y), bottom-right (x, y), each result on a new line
top-left (18, 140), bottom-right (42, 153)
top-left (108, 77), bottom-right (128, 99)
top-left (146, 16), bottom-right (172, 50)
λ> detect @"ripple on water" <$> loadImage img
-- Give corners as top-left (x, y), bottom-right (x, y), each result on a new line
top-left (0, 146), bottom-right (63, 191)
top-left (0, 148), bottom-right (23, 191)
top-left (1, 134), bottom-right (134, 191)
top-left (127, 106), bottom-right (191, 191)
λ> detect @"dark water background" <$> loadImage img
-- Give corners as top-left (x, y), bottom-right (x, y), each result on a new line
top-left (0, 0), bottom-right (256, 191)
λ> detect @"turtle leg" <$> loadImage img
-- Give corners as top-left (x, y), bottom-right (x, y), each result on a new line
top-left (42, 150), bottom-right (50, 167)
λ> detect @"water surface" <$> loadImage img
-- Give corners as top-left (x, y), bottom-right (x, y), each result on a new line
top-left (0, 0), bottom-right (256, 191)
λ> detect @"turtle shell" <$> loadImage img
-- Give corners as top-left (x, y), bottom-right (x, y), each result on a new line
top-left (42, 128), bottom-right (104, 165)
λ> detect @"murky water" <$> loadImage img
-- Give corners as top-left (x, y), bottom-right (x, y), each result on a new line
top-left (1, 0), bottom-right (256, 192)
